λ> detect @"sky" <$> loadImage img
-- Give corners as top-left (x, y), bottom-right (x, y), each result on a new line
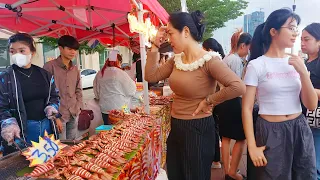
top-left (212, 0), bottom-right (320, 54)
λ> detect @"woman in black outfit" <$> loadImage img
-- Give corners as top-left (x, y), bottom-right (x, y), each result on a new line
top-left (0, 33), bottom-right (62, 155)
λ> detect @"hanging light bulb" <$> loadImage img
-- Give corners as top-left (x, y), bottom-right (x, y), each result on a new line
top-left (128, 13), bottom-right (139, 33)
top-left (127, 13), bottom-right (159, 47)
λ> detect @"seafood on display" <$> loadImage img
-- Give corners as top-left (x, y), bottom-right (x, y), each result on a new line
top-left (96, 153), bottom-right (124, 166)
top-left (149, 96), bottom-right (171, 105)
top-left (23, 111), bottom-right (155, 179)
top-left (25, 161), bottom-right (55, 177)
top-left (70, 166), bottom-right (101, 180)
top-left (70, 141), bottom-right (87, 152)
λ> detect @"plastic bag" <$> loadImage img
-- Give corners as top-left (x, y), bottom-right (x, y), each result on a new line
top-left (1, 118), bottom-right (20, 145)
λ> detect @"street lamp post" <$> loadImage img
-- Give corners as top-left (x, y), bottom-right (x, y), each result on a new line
top-left (293, 0), bottom-right (296, 12)
top-left (291, 0), bottom-right (296, 54)
top-left (181, 0), bottom-right (187, 12)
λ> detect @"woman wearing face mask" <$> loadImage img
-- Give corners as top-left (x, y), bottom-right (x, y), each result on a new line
top-left (301, 23), bottom-right (320, 180)
top-left (212, 30), bottom-right (251, 180)
top-left (242, 9), bottom-right (317, 179)
top-left (0, 33), bottom-right (61, 155)
top-left (145, 10), bottom-right (246, 180)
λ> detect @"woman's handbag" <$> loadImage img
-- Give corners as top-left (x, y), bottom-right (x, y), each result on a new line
top-left (306, 107), bottom-right (320, 128)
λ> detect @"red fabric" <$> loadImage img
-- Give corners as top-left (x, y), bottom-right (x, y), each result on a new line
top-left (0, 0), bottom-right (168, 49)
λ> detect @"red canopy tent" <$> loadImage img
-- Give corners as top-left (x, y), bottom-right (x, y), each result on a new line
top-left (0, 0), bottom-right (169, 113)
top-left (0, 0), bottom-right (168, 50)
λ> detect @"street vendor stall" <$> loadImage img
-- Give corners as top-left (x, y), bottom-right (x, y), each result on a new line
top-left (0, 0), bottom-right (169, 114)
top-left (0, 95), bottom-right (172, 180)
top-left (0, 112), bottom-right (162, 180)
top-left (0, 1), bottom-right (172, 179)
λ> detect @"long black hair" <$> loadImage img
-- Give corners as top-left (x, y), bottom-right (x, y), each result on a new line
top-left (249, 23), bottom-right (265, 61)
top-left (169, 10), bottom-right (206, 42)
top-left (250, 8), bottom-right (301, 60)
top-left (203, 38), bottom-right (225, 58)
top-left (303, 23), bottom-right (320, 58)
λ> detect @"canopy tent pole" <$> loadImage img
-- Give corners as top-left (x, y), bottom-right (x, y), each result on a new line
top-left (76, 51), bottom-right (81, 70)
top-left (137, 1), bottom-right (150, 114)
top-left (0, 29), bottom-right (14, 36)
top-left (180, 0), bottom-right (187, 12)
top-left (29, 15), bottom-right (70, 35)
top-left (291, 0), bottom-right (296, 54)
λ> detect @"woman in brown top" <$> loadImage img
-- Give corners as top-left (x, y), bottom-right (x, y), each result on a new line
top-left (145, 10), bottom-right (246, 180)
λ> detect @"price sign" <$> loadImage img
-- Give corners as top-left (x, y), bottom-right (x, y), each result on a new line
top-left (121, 104), bottom-right (131, 114)
top-left (22, 131), bottom-right (66, 167)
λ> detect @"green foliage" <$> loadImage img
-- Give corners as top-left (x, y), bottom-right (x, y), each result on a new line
top-left (38, 36), bottom-right (106, 55)
top-left (158, 0), bottom-right (248, 40)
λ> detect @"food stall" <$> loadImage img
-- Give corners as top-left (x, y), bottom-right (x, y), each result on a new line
top-left (0, 92), bottom-right (172, 180)
top-left (0, 111), bottom-right (167, 179)
top-left (0, 1), bottom-right (172, 179)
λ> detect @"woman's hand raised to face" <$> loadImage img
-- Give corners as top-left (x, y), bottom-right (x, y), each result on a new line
top-left (153, 26), bottom-right (168, 48)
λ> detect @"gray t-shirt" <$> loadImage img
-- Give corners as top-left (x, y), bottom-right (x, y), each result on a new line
top-left (223, 54), bottom-right (244, 78)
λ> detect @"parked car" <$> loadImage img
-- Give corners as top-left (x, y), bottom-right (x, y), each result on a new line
top-left (0, 66), bottom-right (9, 74)
top-left (81, 69), bottom-right (97, 89)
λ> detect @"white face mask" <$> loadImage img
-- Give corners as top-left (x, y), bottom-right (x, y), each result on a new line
top-left (11, 53), bottom-right (32, 67)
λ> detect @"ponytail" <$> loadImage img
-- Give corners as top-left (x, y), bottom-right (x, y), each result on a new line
top-left (249, 23), bottom-right (266, 61)
top-left (230, 29), bottom-right (243, 54)
top-left (229, 29), bottom-right (252, 56)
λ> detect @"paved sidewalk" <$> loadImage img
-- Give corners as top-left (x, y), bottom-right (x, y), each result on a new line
top-left (211, 141), bottom-right (247, 180)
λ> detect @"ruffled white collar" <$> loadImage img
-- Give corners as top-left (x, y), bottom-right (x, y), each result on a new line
top-left (174, 51), bottom-right (222, 71)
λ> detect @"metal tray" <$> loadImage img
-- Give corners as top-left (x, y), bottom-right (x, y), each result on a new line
top-left (0, 140), bottom-right (83, 180)
top-left (0, 150), bottom-right (32, 180)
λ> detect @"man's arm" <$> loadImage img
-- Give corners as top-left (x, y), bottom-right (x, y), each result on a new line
top-left (43, 62), bottom-right (54, 75)
top-left (75, 70), bottom-right (83, 109)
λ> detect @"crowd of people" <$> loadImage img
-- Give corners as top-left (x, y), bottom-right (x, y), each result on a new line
top-left (0, 5), bottom-right (319, 180)
top-left (147, 7), bottom-right (320, 180)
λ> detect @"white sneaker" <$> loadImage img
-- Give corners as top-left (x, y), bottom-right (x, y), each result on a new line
top-left (211, 162), bottom-right (222, 169)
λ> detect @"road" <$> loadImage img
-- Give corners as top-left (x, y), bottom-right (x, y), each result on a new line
top-left (83, 88), bottom-right (95, 103)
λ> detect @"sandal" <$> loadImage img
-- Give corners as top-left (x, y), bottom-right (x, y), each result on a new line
top-left (225, 174), bottom-right (247, 180)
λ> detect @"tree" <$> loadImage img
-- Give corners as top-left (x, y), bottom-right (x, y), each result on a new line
top-left (38, 36), bottom-right (106, 55)
top-left (158, 0), bottom-right (248, 40)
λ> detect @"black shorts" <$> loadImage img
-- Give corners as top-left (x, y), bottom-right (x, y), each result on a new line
top-left (213, 97), bottom-right (245, 140)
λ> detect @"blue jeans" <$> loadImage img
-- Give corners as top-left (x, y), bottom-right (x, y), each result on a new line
top-left (312, 128), bottom-right (320, 180)
top-left (26, 118), bottom-right (53, 144)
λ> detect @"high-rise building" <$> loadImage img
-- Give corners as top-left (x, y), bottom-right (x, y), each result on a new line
top-left (244, 11), bottom-right (265, 36)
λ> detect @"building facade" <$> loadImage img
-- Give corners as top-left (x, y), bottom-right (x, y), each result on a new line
top-left (0, 31), bottom-right (132, 71)
top-left (244, 11), bottom-right (265, 36)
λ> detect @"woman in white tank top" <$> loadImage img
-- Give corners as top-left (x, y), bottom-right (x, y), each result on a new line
top-left (242, 8), bottom-right (317, 180)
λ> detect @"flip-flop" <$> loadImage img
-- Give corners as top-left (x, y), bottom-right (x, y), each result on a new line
top-left (241, 174), bottom-right (247, 180)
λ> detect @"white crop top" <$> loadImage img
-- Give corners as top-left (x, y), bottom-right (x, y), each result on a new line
top-left (244, 55), bottom-right (302, 115)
